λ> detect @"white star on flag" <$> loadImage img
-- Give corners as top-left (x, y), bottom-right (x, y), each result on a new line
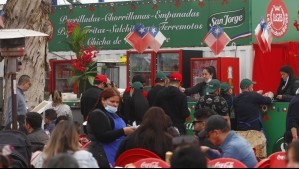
top-left (139, 28), bottom-right (145, 34)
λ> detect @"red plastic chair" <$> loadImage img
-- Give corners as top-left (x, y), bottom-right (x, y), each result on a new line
top-left (268, 151), bottom-right (286, 168)
top-left (208, 158), bottom-right (247, 168)
top-left (254, 158), bottom-right (270, 168)
top-left (114, 148), bottom-right (161, 167)
top-left (133, 158), bottom-right (170, 168)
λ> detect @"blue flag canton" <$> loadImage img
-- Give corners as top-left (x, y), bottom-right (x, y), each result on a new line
top-left (149, 26), bottom-right (159, 37)
top-left (259, 18), bottom-right (267, 30)
top-left (210, 25), bottom-right (224, 39)
top-left (134, 24), bottom-right (149, 38)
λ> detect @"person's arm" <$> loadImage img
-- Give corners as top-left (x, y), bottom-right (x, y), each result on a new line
top-left (288, 102), bottom-right (299, 142)
top-left (184, 83), bottom-right (203, 96)
top-left (283, 80), bottom-right (299, 102)
top-left (201, 146), bottom-right (221, 159)
top-left (88, 110), bottom-right (125, 143)
top-left (180, 95), bottom-right (190, 119)
top-left (253, 92), bottom-right (273, 105)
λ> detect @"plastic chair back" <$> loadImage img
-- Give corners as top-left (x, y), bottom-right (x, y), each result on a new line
top-left (133, 158), bottom-right (170, 168)
top-left (268, 151), bottom-right (286, 168)
top-left (114, 148), bottom-right (161, 167)
top-left (254, 158), bottom-right (270, 168)
top-left (208, 158), bottom-right (247, 168)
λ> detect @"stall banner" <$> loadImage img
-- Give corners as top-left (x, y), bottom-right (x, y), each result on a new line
top-left (48, 0), bottom-right (250, 51)
top-left (252, 0), bottom-right (299, 43)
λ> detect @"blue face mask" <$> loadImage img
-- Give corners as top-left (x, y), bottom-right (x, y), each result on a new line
top-left (105, 105), bottom-right (118, 114)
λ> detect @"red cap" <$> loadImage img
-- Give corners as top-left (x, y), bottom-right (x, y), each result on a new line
top-left (169, 72), bottom-right (182, 82)
top-left (94, 74), bottom-right (107, 83)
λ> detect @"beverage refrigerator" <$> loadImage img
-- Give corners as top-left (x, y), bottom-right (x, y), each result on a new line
top-left (126, 50), bottom-right (204, 90)
top-left (190, 57), bottom-right (240, 96)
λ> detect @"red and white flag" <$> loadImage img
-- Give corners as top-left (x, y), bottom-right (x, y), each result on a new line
top-left (255, 19), bottom-right (272, 53)
top-left (203, 25), bottom-right (231, 56)
top-left (146, 26), bottom-right (166, 53)
top-left (125, 24), bottom-right (150, 53)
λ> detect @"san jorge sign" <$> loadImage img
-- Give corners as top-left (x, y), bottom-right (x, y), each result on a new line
top-left (266, 0), bottom-right (289, 38)
top-left (208, 8), bottom-right (245, 29)
top-left (48, 0), bottom-right (250, 52)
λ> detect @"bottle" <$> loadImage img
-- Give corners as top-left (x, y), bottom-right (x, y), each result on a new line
top-left (165, 151), bottom-right (173, 165)
top-left (227, 66), bottom-right (234, 94)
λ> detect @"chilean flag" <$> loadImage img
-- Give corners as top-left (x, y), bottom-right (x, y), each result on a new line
top-left (203, 25), bottom-right (231, 56)
top-left (146, 26), bottom-right (166, 53)
top-left (255, 19), bottom-right (272, 53)
top-left (125, 24), bottom-right (150, 53)
top-left (262, 23), bottom-right (273, 52)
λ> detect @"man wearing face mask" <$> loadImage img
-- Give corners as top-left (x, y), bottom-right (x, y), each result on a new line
top-left (87, 88), bottom-right (135, 168)
top-left (80, 74), bottom-right (108, 120)
top-left (234, 79), bottom-right (274, 131)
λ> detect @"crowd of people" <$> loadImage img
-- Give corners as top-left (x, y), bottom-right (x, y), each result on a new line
top-left (0, 64), bottom-right (299, 168)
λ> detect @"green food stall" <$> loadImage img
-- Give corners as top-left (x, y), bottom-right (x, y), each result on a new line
top-left (261, 102), bottom-right (289, 156)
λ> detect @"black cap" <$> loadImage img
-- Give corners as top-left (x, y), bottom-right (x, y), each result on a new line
top-left (198, 115), bottom-right (228, 138)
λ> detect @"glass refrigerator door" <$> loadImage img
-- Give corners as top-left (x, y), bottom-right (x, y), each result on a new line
top-left (129, 53), bottom-right (152, 89)
top-left (156, 53), bottom-right (180, 77)
top-left (54, 62), bottom-right (74, 93)
top-left (191, 59), bottom-right (218, 86)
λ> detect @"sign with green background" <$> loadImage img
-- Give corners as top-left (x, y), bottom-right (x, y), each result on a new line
top-left (251, 0), bottom-right (299, 43)
top-left (49, 0), bottom-right (250, 51)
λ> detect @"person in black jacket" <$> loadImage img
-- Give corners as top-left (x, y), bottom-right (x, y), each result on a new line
top-left (80, 74), bottom-right (107, 120)
top-left (126, 82), bottom-right (149, 125)
top-left (147, 72), bottom-right (167, 106)
top-left (285, 88), bottom-right (299, 144)
top-left (154, 72), bottom-right (190, 134)
top-left (276, 65), bottom-right (299, 102)
top-left (181, 66), bottom-right (217, 97)
top-left (86, 88), bottom-right (135, 167)
top-left (234, 79), bottom-right (274, 131)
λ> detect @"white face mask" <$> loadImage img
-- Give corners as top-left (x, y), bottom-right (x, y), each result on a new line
top-left (205, 78), bottom-right (212, 83)
top-left (105, 105), bottom-right (118, 114)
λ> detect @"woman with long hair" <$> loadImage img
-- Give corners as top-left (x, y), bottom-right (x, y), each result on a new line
top-left (182, 66), bottom-right (217, 97)
top-left (115, 107), bottom-right (173, 160)
top-left (86, 88), bottom-right (135, 168)
top-left (276, 65), bottom-right (299, 102)
top-left (50, 90), bottom-right (73, 120)
top-left (34, 121), bottom-right (98, 168)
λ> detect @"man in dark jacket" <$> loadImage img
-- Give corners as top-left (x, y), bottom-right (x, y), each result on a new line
top-left (80, 74), bottom-right (107, 120)
top-left (234, 79), bottom-right (274, 131)
top-left (147, 72), bottom-right (167, 106)
top-left (25, 112), bottom-right (49, 152)
top-left (154, 72), bottom-right (190, 134)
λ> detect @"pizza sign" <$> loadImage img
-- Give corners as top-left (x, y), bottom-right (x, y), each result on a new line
top-left (266, 0), bottom-right (289, 38)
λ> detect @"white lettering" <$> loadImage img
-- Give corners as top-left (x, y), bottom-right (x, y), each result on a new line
top-left (140, 162), bottom-right (161, 168)
top-left (214, 162), bottom-right (234, 168)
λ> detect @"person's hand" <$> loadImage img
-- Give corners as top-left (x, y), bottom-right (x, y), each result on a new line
top-left (200, 146), bottom-right (210, 153)
top-left (179, 87), bottom-right (185, 93)
top-left (292, 136), bottom-right (298, 143)
top-left (276, 95), bottom-right (283, 100)
top-left (257, 90), bottom-right (263, 95)
top-left (264, 92), bottom-right (274, 99)
top-left (123, 127), bottom-right (135, 136)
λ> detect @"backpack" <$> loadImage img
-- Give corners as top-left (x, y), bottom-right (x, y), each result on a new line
top-left (0, 130), bottom-right (32, 168)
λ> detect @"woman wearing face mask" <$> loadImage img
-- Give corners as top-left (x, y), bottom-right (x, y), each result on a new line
top-left (182, 66), bottom-right (217, 97)
top-left (86, 88), bottom-right (135, 168)
top-left (276, 65), bottom-right (299, 102)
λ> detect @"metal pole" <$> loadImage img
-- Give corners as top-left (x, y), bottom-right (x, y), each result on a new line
top-left (11, 72), bottom-right (17, 130)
